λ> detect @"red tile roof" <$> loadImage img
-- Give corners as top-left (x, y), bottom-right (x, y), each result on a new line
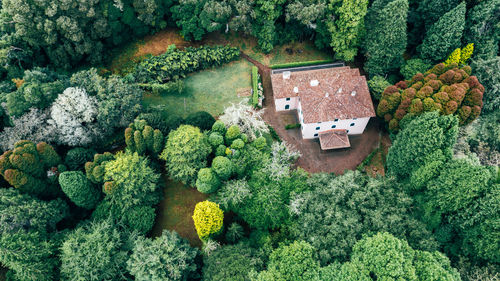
top-left (319, 129), bottom-right (351, 150)
top-left (271, 66), bottom-right (376, 123)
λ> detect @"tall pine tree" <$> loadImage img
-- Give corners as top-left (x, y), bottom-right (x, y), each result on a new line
top-left (363, 0), bottom-right (409, 76)
top-left (418, 2), bottom-right (466, 63)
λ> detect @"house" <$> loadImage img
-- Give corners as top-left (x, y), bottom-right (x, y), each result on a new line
top-left (270, 64), bottom-right (375, 149)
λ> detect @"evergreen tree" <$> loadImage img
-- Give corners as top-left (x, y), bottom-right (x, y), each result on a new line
top-left (418, 2), bottom-right (466, 63)
top-left (464, 0), bottom-right (500, 60)
top-left (363, 0), bottom-right (409, 76)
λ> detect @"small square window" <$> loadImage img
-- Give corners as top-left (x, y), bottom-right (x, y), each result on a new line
top-left (315, 127), bottom-right (320, 130)
top-left (353, 118), bottom-right (357, 120)
top-left (286, 97), bottom-right (291, 101)
top-left (285, 105), bottom-right (290, 110)
top-left (331, 125), bottom-right (336, 129)
top-left (334, 119), bottom-right (339, 122)
top-left (314, 133), bottom-right (318, 137)
top-left (347, 130), bottom-right (349, 133)
top-left (350, 123), bottom-right (355, 127)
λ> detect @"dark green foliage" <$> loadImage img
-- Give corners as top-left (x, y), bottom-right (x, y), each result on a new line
top-left (60, 219), bottom-right (135, 281)
top-left (464, 0), bottom-right (500, 60)
top-left (124, 205), bottom-right (156, 235)
top-left (136, 111), bottom-right (171, 136)
top-left (125, 119), bottom-right (165, 156)
top-left (386, 112), bottom-right (458, 181)
top-left (471, 57), bottom-right (499, 114)
top-left (363, 0), bottom-right (409, 76)
top-left (417, 0), bottom-right (461, 30)
top-left (161, 125), bottom-right (212, 186)
top-left (254, 240), bottom-right (320, 281)
top-left (269, 60), bottom-right (336, 69)
top-left (418, 2), bottom-right (466, 63)
top-left (185, 111), bottom-right (216, 131)
top-left (211, 156), bottom-right (233, 181)
top-left (202, 242), bottom-right (264, 281)
top-left (64, 147), bottom-right (96, 171)
top-left (196, 168), bottom-right (221, 194)
top-left (170, 0), bottom-right (208, 41)
top-left (208, 132), bottom-right (224, 148)
top-left (367, 75), bottom-right (391, 100)
top-left (127, 230), bottom-right (199, 281)
top-left (140, 80), bottom-right (184, 95)
top-left (288, 171), bottom-right (437, 265)
top-left (59, 171), bottom-right (101, 210)
top-left (134, 45), bottom-right (240, 83)
top-left (252, 66), bottom-right (259, 107)
top-left (401, 59), bottom-right (432, 80)
top-left (225, 222), bottom-right (244, 243)
top-left (284, 123), bottom-right (301, 130)
top-left (0, 140), bottom-right (62, 198)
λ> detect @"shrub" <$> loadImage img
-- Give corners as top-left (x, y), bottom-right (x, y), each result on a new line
top-left (192, 201), bottom-right (224, 241)
top-left (185, 111), bottom-right (216, 131)
top-left (219, 102), bottom-right (269, 141)
top-left (211, 156), bottom-right (233, 181)
top-left (225, 125), bottom-right (241, 142)
top-left (196, 168), bottom-right (221, 194)
top-left (208, 132), bottom-right (224, 148)
top-left (215, 145), bottom-right (227, 157)
top-left (230, 139), bottom-right (245, 150)
top-left (85, 152), bottom-right (115, 185)
top-left (125, 119), bottom-right (165, 156)
top-left (59, 171), bottom-right (101, 210)
top-left (225, 223), bottom-right (244, 243)
top-left (211, 120), bottom-right (226, 135)
top-left (124, 205), bottom-right (156, 235)
top-left (251, 66), bottom-right (260, 108)
top-left (401, 59), bottom-right (432, 80)
top-left (285, 123), bottom-right (301, 130)
top-left (254, 136), bottom-right (268, 150)
top-left (64, 148), bottom-right (96, 171)
top-left (139, 80), bottom-right (184, 95)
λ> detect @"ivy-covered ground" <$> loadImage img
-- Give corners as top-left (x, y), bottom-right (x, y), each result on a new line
top-left (142, 59), bottom-right (253, 117)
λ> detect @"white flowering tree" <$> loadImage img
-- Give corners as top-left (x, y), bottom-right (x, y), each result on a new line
top-left (264, 141), bottom-right (301, 181)
top-left (219, 101), bottom-right (269, 141)
top-left (49, 87), bottom-right (99, 146)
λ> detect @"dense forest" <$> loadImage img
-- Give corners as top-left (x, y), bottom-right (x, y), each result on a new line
top-left (0, 0), bottom-right (498, 280)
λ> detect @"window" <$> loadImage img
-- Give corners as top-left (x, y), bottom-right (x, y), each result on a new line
top-left (285, 105), bottom-right (290, 110)
top-left (350, 123), bottom-right (355, 127)
top-left (331, 125), bottom-right (336, 129)
top-left (334, 119), bottom-right (339, 122)
top-left (314, 133), bottom-right (318, 137)
top-left (316, 127), bottom-right (320, 130)
top-left (286, 97), bottom-right (291, 101)
top-left (353, 118), bottom-right (357, 120)
top-left (346, 130), bottom-right (349, 133)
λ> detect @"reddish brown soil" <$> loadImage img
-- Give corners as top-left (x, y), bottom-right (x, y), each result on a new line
top-left (243, 52), bottom-right (384, 174)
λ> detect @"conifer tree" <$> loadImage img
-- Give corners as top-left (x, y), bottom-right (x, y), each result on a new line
top-left (363, 0), bottom-right (409, 76)
top-left (418, 2), bottom-right (466, 63)
top-left (464, 0), bottom-right (500, 60)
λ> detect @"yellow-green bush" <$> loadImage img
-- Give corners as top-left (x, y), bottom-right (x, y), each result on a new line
top-left (192, 200), bottom-right (224, 241)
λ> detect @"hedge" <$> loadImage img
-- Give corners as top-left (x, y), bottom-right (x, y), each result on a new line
top-left (138, 80), bottom-right (184, 95)
top-left (251, 66), bottom-right (259, 108)
top-left (270, 59), bottom-right (336, 69)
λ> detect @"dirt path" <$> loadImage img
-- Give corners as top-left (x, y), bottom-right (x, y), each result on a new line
top-left (241, 53), bottom-right (384, 174)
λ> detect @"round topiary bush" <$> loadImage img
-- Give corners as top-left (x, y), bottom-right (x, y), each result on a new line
top-left (225, 125), bottom-right (240, 142)
top-left (208, 132), bottom-right (224, 148)
top-left (59, 171), bottom-right (101, 209)
top-left (211, 156), bottom-right (233, 181)
top-left (211, 120), bottom-right (226, 134)
top-left (215, 145), bottom-right (227, 157)
top-left (192, 200), bottom-right (224, 241)
top-left (253, 136), bottom-right (267, 150)
top-left (185, 111), bottom-right (216, 131)
top-left (230, 139), bottom-right (245, 150)
top-left (196, 168), bottom-right (221, 194)
top-left (125, 205), bottom-right (156, 234)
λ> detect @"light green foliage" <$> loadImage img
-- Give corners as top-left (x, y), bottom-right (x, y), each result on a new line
top-left (60, 220), bottom-right (135, 281)
top-left (253, 136), bottom-right (268, 150)
top-left (161, 125), bottom-right (212, 186)
top-left (84, 152), bottom-right (115, 185)
top-left (202, 242), bottom-right (264, 281)
top-left (401, 59), bottom-right (432, 80)
top-left (418, 2), bottom-right (466, 63)
top-left (231, 139), bottom-right (245, 150)
top-left (367, 75), bottom-right (391, 100)
top-left (386, 112), bottom-right (458, 181)
top-left (125, 119), bottom-right (165, 156)
top-left (211, 120), bottom-right (226, 135)
top-left (328, 0), bottom-right (369, 61)
top-left (464, 0), bottom-right (500, 60)
top-left (59, 171), bottom-right (101, 210)
top-left (254, 241), bottom-right (320, 281)
top-left (225, 125), bottom-right (241, 142)
top-left (211, 156), bottom-right (234, 181)
top-left (196, 168), bottom-right (221, 194)
top-left (363, 0), bottom-right (409, 76)
top-left (64, 147), bottom-right (96, 171)
top-left (288, 171), bottom-right (437, 265)
top-left (471, 57), bottom-right (500, 114)
top-left (208, 132), bottom-right (224, 148)
top-left (104, 152), bottom-right (160, 211)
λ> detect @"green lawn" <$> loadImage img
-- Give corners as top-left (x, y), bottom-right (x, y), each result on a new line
top-left (142, 58), bottom-right (252, 118)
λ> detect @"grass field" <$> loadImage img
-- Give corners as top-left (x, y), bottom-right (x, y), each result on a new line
top-left (150, 176), bottom-right (208, 247)
top-left (142, 58), bottom-right (253, 118)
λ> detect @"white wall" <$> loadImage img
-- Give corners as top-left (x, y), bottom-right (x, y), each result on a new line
top-left (300, 117), bottom-right (370, 139)
top-left (275, 97), bottom-right (298, 111)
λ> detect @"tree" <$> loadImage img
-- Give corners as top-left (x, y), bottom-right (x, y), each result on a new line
top-left (185, 111), bottom-right (216, 131)
top-left (125, 119), bottom-right (165, 156)
top-left (418, 2), bottom-right (466, 63)
top-left (127, 230), bottom-right (199, 281)
top-left (171, 0), bottom-right (208, 41)
top-left (49, 87), bottom-right (99, 146)
top-left (64, 147), bottom-right (96, 171)
top-left (211, 156), bottom-right (234, 181)
top-left (84, 152), bottom-right (115, 185)
top-left (59, 171), bottom-right (101, 210)
top-left (161, 125), bottom-right (212, 186)
top-left (386, 112), bottom-right (458, 181)
top-left (471, 56), bottom-right (499, 114)
top-left (400, 58), bottom-right (432, 80)
top-left (60, 220), bottom-right (135, 281)
top-left (196, 168), bottom-right (221, 194)
top-left (464, 0), bottom-right (500, 60)
top-left (253, 241), bottom-right (320, 281)
top-left (192, 200), bottom-right (224, 241)
top-left (367, 76), bottom-right (391, 100)
top-left (363, 0), bottom-right (409, 76)
top-left (202, 242), bottom-right (264, 281)
top-left (288, 171), bottom-right (437, 265)
top-left (219, 102), bottom-right (269, 141)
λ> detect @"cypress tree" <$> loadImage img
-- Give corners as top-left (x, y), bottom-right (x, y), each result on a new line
top-left (418, 2), bottom-right (466, 63)
top-left (363, 0), bottom-right (409, 76)
top-left (464, 0), bottom-right (500, 60)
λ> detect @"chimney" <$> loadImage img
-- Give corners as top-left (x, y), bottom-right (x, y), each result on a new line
top-left (283, 71), bottom-right (291, 80)
top-left (351, 91), bottom-right (357, 97)
top-left (293, 87), bottom-right (299, 93)
top-left (310, 80), bottom-right (319, 86)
